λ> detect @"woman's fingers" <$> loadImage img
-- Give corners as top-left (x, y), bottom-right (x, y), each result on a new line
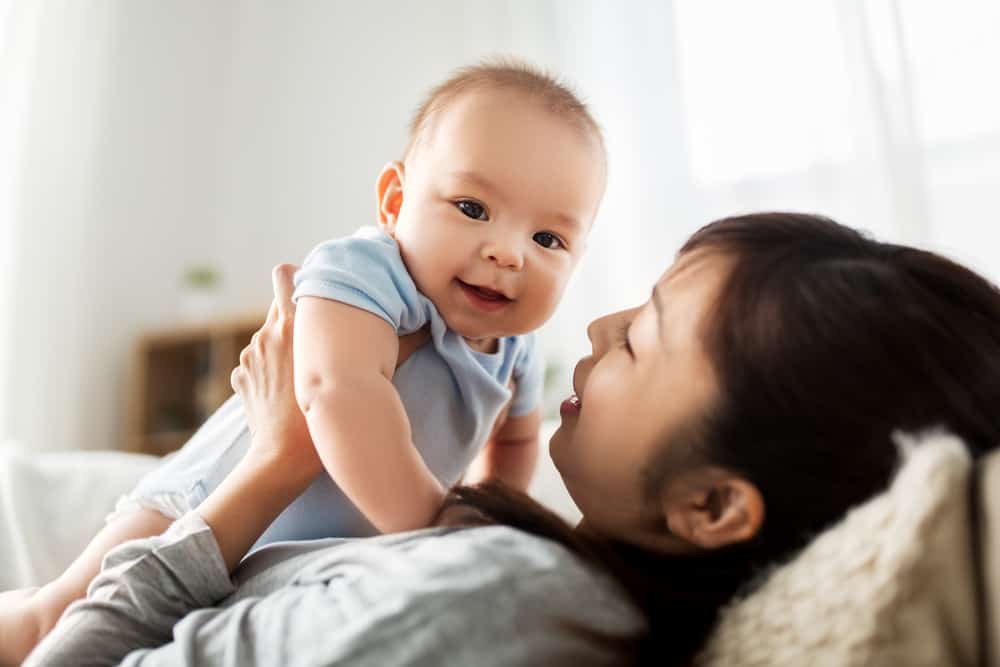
top-left (236, 264), bottom-right (289, 397)
top-left (271, 264), bottom-right (298, 321)
top-left (264, 261), bottom-right (295, 326)
top-left (264, 299), bottom-right (279, 326)
top-left (230, 365), bottom-right (244, 393)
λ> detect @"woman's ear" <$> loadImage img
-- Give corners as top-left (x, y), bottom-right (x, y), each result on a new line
top-left (375, 161), bottom-right (405, 236)
top-left (662, 473), bottom-right (764, 550)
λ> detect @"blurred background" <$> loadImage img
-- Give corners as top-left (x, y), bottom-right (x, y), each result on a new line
top-left (1, 0), bottom-right (998, 455)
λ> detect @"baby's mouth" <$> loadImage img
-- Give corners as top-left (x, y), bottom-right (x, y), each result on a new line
top-left (456, 280), bottom-right (512, 303)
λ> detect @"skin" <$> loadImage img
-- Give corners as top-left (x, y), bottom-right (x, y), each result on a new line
top-left (381, 89), bottom-right (606, 348)
top-left (294, 88), bottom-right (606, 533)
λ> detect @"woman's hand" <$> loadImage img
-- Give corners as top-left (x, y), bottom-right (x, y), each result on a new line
top-left (230, 264), bottom-right (321, 480)
top-left (199, 265), bottom-right (322, 571)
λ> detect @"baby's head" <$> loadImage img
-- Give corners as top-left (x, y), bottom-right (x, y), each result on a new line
top-left (376, 59), bottom-right (606, 347)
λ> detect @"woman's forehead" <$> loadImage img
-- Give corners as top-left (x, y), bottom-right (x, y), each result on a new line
top-left (645, 250), bottom-right (734, 355)
top-left (658, 249), bottom-right (731, 295)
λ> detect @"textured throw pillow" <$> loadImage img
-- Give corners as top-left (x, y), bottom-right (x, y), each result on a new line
top-left (696, 432), bottom-right (979, 667)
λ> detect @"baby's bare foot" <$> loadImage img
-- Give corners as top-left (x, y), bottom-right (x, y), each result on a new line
top-left (0, 587), bottom-right (44, 667)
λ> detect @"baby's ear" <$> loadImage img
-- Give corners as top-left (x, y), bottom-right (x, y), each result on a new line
top-left (375, 161), bottom-right (405, 236)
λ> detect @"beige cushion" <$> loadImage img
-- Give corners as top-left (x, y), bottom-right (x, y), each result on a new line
top-left (978, 447), bottom-right (1000, 664)
top-left (696, 432), bottom-right (982, 667)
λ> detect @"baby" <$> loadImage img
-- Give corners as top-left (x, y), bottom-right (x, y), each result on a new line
top-left (0, 59), bottom-right (607, 664)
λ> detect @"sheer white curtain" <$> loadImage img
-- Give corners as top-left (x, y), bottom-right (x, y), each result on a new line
top-left (0, 1), bottom-right (116, 449)
top-left (670, 0), bottom-right (1000, 274)
top-left (0, 0), bottom-right (43, 439)
top-left (533, 0), bottom-right (1000, 412)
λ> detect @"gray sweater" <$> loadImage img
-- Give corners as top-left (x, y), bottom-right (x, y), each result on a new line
top-left (25, 514), bottom-right (643, 666)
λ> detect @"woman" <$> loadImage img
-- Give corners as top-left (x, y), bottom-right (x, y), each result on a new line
top-left (23, 213), bottom-right (1000, 666)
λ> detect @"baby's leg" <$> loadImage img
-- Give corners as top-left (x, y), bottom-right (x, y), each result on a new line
top-left (0, 508), bottom-right (171, 667)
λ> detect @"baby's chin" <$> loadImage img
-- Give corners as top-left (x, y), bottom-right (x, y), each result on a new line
top-left (455, 327), bottom-right (529, 348)
top-left (446, 319), bottom-right (519, 343)
top-left (448, 313), bottom-right (551, 342)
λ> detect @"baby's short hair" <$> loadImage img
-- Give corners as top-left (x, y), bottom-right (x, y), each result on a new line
top-left (405, 57), bottom-right (604, 160)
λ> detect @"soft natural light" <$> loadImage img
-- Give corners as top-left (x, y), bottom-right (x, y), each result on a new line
top-left (901, 3), bottom-right (1000, 145)
top-left (673, 0), bottom-right (854, 187)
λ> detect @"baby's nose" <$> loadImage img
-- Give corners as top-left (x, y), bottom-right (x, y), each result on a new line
top-left (482, 239), bottom-right (524, 270)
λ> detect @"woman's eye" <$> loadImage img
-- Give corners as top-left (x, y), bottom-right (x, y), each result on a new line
top-left (616, 321), bottom-right (634, 357)
top-left (533, 231), bottom-right (564, 250)
top-left (456, 200), bottom-right (488, 221)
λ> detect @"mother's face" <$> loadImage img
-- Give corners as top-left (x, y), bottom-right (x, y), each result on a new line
top-left (549, 251), bottom-right (733, 550)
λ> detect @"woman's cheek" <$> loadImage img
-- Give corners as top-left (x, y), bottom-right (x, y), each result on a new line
top-left (584, 365), bottom-right (622, 408)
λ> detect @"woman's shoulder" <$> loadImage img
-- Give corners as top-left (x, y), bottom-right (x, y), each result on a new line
top-left (419, 526), bottom-right (641, 620)
top-left (298, 524), bottom-right (634, 611)
top-left (363, 526), bottom-right (644, 663)
top-left (235, 525), bottom-right (644, 666)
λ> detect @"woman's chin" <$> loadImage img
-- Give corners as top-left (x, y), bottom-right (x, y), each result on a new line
top-left (549, 420), bottom-right (566, 443)
top-left (548, 425), bottom-right (570, 468)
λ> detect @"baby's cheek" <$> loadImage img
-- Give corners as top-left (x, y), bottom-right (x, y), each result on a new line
top-left (523, 282), bottom-right (563, 325)
top-left (544, 271), bottom-right (572, 309)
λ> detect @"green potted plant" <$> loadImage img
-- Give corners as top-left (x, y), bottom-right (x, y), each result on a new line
top-left (179, 264), bottom-right (222, 323)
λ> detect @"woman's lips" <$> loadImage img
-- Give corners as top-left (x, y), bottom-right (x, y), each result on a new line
top-left (457, 280), bottom-right (511, 313)
top-left (560, 393), bottom-right (581, 417)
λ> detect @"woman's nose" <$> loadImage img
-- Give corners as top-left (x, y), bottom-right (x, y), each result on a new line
top-left (586, 312), bottom-right (618, 358)
top-left (587, 308), bottom-right (637, 358)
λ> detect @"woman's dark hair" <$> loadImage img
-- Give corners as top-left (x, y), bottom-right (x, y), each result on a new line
top-left (441, 212), bottom-right (1000, 665)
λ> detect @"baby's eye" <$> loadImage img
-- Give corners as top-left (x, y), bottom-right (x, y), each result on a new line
top-left (533, 232), bottom-right (564, 250)
top-left (456, 200), bottom-right (488, 221)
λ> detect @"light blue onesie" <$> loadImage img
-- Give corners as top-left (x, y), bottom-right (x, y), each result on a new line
top-left (121, 226), bottom-right (544, 550)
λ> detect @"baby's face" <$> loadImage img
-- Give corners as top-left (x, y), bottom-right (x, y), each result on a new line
top-left (382, 90), bottom-right (606, 345)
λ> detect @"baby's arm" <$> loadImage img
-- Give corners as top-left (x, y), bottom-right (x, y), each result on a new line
top-left (463, 408), bottom-right (541, 491)
top-left (293, 296), bottom-right (445, 533)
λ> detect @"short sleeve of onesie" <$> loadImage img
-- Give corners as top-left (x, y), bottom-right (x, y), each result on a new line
top-left (509, 333), bottom-right (545, 417)
top-left (292, 226), bottom-right (427, 335)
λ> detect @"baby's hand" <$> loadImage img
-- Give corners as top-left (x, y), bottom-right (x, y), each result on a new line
top-left (231, 265), bottom-right (321, 479)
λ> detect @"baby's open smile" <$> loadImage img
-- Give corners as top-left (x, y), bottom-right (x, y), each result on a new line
top-left (455, 278), bottom-right (513, 313)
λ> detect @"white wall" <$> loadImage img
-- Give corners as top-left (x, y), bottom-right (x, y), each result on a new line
top-left (208, 1), bottom-right (566, 312)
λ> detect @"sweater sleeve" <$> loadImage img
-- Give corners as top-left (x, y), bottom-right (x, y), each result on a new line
top-left (24, 513), bottom-right (233, 667)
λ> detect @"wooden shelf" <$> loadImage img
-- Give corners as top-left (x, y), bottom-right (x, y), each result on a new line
top-left (123, 312), bottom-right (264, 456)
top-left (140, 429), bottom-right (198, 457)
